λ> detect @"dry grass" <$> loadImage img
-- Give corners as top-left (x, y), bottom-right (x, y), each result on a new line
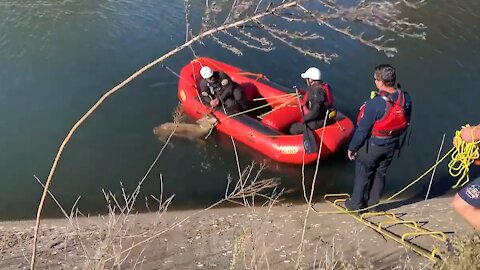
top-left (228, 168), bottom-right (283, 270)
top-left (434, 232), bottom-right (480, 270)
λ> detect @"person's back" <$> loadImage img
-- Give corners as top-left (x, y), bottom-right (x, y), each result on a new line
top-left (301, 82), bottom-right (328, 123)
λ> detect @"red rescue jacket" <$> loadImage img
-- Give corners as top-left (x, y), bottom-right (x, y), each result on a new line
top-left (357, 89), bottom-right (409, 138)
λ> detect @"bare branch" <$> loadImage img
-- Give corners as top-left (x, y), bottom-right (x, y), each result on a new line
top-left (223, 30), bottom-right (274, 52)
top-left (223, 0), bottom-right (238, 24)
top-left (258, 20), bottom-right (334, 63)
top-left (239, 28), bottom-right (274, 46)
top-left (254, 0), bottom-right (264, 13)
top-left (259, 21), bottom-right (323, 40)
top-left (212, 34), bottom-right (244, 55)
top-left (296, 4), bottom-right (399, 57)
top-left (184, 0), bottom-right (192, 42)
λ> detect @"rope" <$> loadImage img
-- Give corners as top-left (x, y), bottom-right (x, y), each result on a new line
top-left (219, 94), bottom-right (297, 120)
top-left (425, 134), bottom-right (445, 200)
top-left (312, 124), bottom-right (480, 215)
top-left (258, 102), bottom-right (295, 119)
top-left (204, 120), bottom-right (215, 139)
top-left (448, 126), bottom-right (480, 188)
top-left (202, 95), bottom-right (297, 139)
top-left (191, 57), bottom-right (270, 81)
top-left (194, 55), bottom-right (480, 196)
top-left (203, 111), bottom-right (346, 139)
top-left (189, 57), bottom-right (289, 121)
top-left (302, 110), bottom-right (329, 205)
top-left (234, 71), bottom-right (268, 81)
top-left (253, 93), bottom-right (297, 101)
top-left (297, 105), bottom-right (330, 268)
top-left (191, 58), bottom-right (268, 81)
top-left (190, 61), bottom-right (202, 101)
top-left (312, 147), bottom-right (455, 215)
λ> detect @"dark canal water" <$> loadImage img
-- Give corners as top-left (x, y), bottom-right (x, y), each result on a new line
top-left (1, 0), bottom-right (479, 220)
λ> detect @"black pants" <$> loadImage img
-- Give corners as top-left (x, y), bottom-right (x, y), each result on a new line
top-left (289, 120), bottom-right (324, 135)
top-left (232, 86), bottom-right (249, 111)
top-left (348, 142), bottom-right (397, 209)
top-left (223, 98), bottom-right (242, 114)
top-left (218, 87), bottom-right (249, 114)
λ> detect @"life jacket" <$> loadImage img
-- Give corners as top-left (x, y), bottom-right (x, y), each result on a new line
top-left (357, 89), bottom-right (409, 138)
top-left (322, 82), bottom-right (334, 108)
top-left (301, 82), bottom-right (334, 117)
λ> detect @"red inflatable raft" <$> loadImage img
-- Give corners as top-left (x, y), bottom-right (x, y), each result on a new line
top-left (178, 57), bottom-right (354, 165)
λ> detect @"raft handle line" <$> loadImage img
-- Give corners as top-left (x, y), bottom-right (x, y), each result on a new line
top-left (161, 64), bottom-right (197, 90)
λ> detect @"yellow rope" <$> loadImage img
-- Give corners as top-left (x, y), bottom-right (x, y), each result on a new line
top-left (313, 125), bottom-right (480, 215)
top-left (386, 148), bottom-right (453, 200)
top-left (234, 71), bottom-right (268, 81)
top-left (203, 95), bottom-right (298, 138)
top-left (258, 101), bottom-right (296, 119)
top-left (448, 126), bottom-right (480, 188)
top-left (312, 147), bottom-right (455, 215)
top-left (253, 93), bottom-right (296, 101)
top-left (219, 94), bottom-right (298, 120)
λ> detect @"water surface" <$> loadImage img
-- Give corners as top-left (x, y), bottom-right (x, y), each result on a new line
top-left (0, 0), bottom-right (479, 220)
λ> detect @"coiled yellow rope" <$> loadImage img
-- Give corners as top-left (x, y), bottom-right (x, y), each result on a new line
top-left (448, 125), bottom-right (480, 188)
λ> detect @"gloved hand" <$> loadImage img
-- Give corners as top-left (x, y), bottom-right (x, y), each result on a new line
top-left (210, 98), bottom-right (219, 107)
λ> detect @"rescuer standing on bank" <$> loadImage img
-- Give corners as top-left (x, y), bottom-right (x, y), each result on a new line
top-left (345, 64), bottom-right (412, 211)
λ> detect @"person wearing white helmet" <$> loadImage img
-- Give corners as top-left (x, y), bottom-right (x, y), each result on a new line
top-left (289, 67), bottom-right (334, 134)
top-left (199, 66), bottom-right (248, 113)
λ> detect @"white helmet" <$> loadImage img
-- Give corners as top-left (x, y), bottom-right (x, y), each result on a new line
top-left (200, 66), bottom-right (214, 79)
top-left (301, 67), bottom-right (321, 81)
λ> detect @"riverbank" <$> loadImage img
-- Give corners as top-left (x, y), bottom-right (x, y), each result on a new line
top-left (0, 197), bottom-right (472, 269)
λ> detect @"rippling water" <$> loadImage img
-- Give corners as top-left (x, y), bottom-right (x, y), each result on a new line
top-left (0, 0), bottom-right (479, 220)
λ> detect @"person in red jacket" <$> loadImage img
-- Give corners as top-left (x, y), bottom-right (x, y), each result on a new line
top-left (452, 124), bottom-right (480, 230)
top-left (289, 67), bottom-right (334, 134)
top-left (345, 64), bottom-right (412, 212)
